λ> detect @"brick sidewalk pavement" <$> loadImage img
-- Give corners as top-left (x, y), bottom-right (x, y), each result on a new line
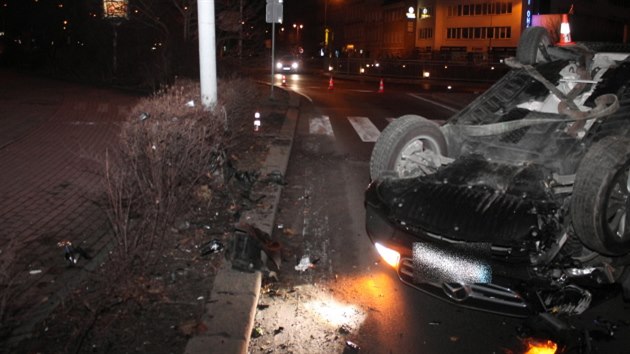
top-left (0, 70), bottom-right (142, 344)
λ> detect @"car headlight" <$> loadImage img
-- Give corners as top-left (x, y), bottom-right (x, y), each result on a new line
top-left (291, 62), bottom-right (298, 69)
top-left (375, 242), bottom-right (400, 268)
top-left (276, 62), bottom-right (282, 69)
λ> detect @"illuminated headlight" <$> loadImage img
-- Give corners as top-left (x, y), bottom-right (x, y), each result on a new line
top-left (276, 62), bottom-right (283, 69)
top-left (375, 243), bottom-right (400, 268)
top-left (291, 62), bottom-right (298, 69)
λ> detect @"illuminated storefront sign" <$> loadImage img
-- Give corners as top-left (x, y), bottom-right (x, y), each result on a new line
top-left (103, 0), bottom-right (128, 19)
top-left (526, 0), bottom-right (532, 27)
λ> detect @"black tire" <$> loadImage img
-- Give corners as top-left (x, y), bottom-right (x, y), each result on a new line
top-left (516, 27), bottom-right (552, 65)
top-left (571, 136), bottom-right (630, 256)
top-left (369, 115), bottom-right (447, 180)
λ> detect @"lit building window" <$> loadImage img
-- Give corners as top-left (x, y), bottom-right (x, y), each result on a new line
top-left (447, 1), bottom-right (513, 17)
top-left (447, 26), bottom-right (511, 40)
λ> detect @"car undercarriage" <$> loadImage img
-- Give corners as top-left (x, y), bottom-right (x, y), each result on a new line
top-left (365, 27), bottom-right (630, 321)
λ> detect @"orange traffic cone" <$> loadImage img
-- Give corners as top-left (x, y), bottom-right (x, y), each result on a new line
top-left (559, 14), bottom-right (574, 45)
top-left (281, 75), bottom-right (287, 86)
top-left (378, 78), bottom-right (384, 93)
top-left (328, 76), bottom-right (334, 90)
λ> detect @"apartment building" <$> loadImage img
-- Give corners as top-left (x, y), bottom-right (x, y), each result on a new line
top-left (338, 0), bottom-right (630, 60)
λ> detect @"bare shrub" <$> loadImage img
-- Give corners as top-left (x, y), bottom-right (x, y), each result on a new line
top-left (218, 77), bottom-right (262, 134)
top-left (103, 79), bottom-right (226, 271)
top-left (101, 77), bottom-right (261, 274)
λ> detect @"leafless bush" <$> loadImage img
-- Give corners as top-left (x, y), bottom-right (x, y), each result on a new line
top-left (218, 77), bottom-right (262, 134)
top-left (103, 79), bottom-right (226, 270)
top-left (102, 77), bottom-right (261, 273)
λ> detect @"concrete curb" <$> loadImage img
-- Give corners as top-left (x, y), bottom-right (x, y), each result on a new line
top-left (184, 91), bottom-right (300, 354)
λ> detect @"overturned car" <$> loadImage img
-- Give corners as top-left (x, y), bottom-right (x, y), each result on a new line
top-left (365, 27), bottom-right (630, 317)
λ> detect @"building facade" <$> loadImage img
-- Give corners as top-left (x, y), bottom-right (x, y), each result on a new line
top-left (416, 0), bottom-right (525, 58)
top-left (337, 0), bottom-right (630, 60)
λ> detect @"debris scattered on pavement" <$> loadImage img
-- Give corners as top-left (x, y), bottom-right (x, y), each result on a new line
top-left (282, 227), bottom-right (296, 237)
top-left (338, 325), bottom-right (351, 335)
top-left (185, 100), bottom-right (195, 107)
top-left (57, 240), bottom-right (91, 265)
top-left (232, 223), bottom-right (282, 272)
top-left (29, 269), bottom-right (42, 275)
top-left (273, 326), bottom-right (284, 335)
top-left (139, 112), bottom-right (150, 121)
top-left (428, 321), bottom-right (441, 326)
top-left (266, 270), bottom-right (279, 282)
top-left (251, 326), bottom-right (264, 338)
top-left (177, 221), bottom-right (191, 231)
top-left (591, 317), bottom-right (623, 339)
top-left (200, 239), bottom-right (225, 256)
top-left (261, 170), bottom-right (287, 185)
top-left (178, 320), bottom-right (207, 336)
top-left (257, 304), bottom-right (270, 310)
top-left (345, 340), bottom-right (360, 352)
top-left (295, 255), bottom-right (314, 272)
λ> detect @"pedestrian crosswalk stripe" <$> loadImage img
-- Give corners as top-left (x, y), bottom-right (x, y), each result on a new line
top-left (348, 116), bottom-right (381, 142)
top-left (309, 116), bottom-right (447, 142)
top-left (310, 115), bottom-right (335, 137)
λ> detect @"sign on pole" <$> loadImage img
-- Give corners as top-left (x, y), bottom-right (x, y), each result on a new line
top-left (266, 0), bottom-right (283, 98)
top-left (266, 0), bottom-right (283, 24)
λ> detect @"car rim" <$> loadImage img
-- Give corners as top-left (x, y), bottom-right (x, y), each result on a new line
top-left (606, 167), bottom-right (630, 240)
top-left (395, 136), bottom-right (442, 178)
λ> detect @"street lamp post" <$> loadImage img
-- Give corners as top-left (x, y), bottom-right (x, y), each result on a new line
top-left (324, 0), bottom-right (329, 52)
top-left (293, 23), bottom-right (303, 45)
top-left (102, 0), bottom-right (128, 76)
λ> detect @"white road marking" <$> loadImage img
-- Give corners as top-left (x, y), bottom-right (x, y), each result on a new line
top-left (348, 116), bottom-right (381, 142)
top-left (348, 89), bottom-right (375, 93)
top-left (408, 93), bottom-right (459, 113)
top-left (310, 115), bottom-right (335, 136)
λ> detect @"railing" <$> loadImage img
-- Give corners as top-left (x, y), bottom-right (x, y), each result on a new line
top-left (325, 57), bottom-right (511, 82)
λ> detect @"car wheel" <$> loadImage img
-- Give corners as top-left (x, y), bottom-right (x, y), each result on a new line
top-left (369, 115), bottom-right (448, 180)
top-left (572, 135), bottom-right (630, 256)
top-left (516, 26), bottom-right (552, 65)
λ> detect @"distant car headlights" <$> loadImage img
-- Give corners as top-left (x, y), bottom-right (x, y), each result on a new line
top-left (276, 60), bottom-right (299, 71)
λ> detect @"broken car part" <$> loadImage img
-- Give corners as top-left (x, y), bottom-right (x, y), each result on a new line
top-left (365, 27), bottom-right (630, 320)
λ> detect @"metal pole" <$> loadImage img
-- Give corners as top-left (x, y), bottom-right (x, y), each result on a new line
top-left (198, 0), bottom-right (218, 109)
top-left (239, 0), bottom-right (243, 58)
top-left (112, 24), bottom-right (118, 75)
top-left (271, 22), bottom-right (276, 99)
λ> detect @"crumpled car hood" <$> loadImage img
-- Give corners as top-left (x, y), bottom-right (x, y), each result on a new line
top-left (372, 155), bottom-right (559, 247)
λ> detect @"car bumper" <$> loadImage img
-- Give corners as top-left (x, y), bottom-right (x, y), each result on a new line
top-left (365, 185), bottom-right (536, 317)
